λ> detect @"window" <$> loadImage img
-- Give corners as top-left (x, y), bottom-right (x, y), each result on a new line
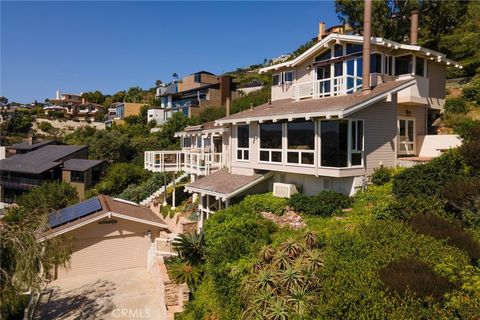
top-left (315, 49), bottom-right (331, 62)
top-left (70, 171), bottom-right (85, 183)
top-left (287, 120), bottom-right (315, 165)
top-left (370, 53), bottom-right (382, 73)
top-left (346, 43), bottom-right (362, 55)
top-left (196, 137), bottom-right (202, 148)
top-left (194, 73), bottom-right (202, 83)
top-left (395, 55), bottom-right (413, 76)
top-left (237, 124), bottom-right (249, 161)
top-left (183, 137), bottom-right (191, 148)
top-left (334, 44), bottom-right (343, 57)
top-left (320, 120), bottom-right (349, 167)
top-left (385, 55), bottom-right (394, 76)
top-left (283, 71), bottom-right (294, 83)
top-left (272, 74), bottom-right (280, 85)
top-left (260, 123), bottom-right (282, 163)
top-left (415, 56), bottom-right (425, 76)
top-left (351, 120), bottom-right (364, 166)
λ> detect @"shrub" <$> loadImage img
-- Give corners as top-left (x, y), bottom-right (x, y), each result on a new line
top-left (454, 119), bottom-right (480, 142)
top-left (241, 192), bottom-right (287, 215)
top-left (373, 195), bottom-right (446, 221)
top-left (393, 150), bottom-right (468, 199)
top-left (408, 214), bottom-right (480, 262)
top-left (379, 257), bottom-right (456, 301)
top-left (462, 77), bottom-right (480, 105)
top-left (459, 140), bottom-right (480, 171)
top-left (444, 97), bottom-right (468, 114)
top-left (37, 121), bottom-right (54, 134)
top-left (444, 178), bottom-right (480, 227)
top-left (289, 190), bottom-right (351, 217)
top-left (371, 166), bottom-right (393, 186)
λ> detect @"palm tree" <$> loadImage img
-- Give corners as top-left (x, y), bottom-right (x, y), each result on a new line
top-left (172, 231), bottom-right (205, 265)
top-left (167, 258), bottom-right (201, 292)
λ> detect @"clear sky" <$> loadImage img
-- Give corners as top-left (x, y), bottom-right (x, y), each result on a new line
top-left (1, 1), bottom-right (339, 103)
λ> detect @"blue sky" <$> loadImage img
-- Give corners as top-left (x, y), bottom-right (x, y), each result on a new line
top-left (1, 1), bottom-right (339, 103)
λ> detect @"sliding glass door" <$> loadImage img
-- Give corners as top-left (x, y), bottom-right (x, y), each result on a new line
top-left (398, 118), bottom-right (415, 155)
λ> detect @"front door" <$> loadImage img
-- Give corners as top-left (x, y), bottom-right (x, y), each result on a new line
top-left (398, 118), bottom-right (415, 155)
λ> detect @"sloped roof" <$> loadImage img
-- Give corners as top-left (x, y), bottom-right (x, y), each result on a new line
top-left (0, 145), bottom-right (87, 174)
top-left (7, 139), bottom-right (54, 151)
top-left (62, 159), bottom-right (104, 172)
top-left (216, 79), bottom-right (415, 124)
top-left (40, 195), bottom-right (169, 240)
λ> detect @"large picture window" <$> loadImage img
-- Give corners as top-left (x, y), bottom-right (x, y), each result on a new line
top-left (395, 55), bottom-right (413, 76)
top-left (287, 120), bottom-right (315, 165)
top-left (71, 171), bottom-right (85, 183)
top-left (320, 120), bottom-right (349, 167)
top-left (260, 123), bottom-right (282, 163)
top-left (237, 124), bottom-right (249, 161)
top-left (415, 56), bottom-right (425, 76)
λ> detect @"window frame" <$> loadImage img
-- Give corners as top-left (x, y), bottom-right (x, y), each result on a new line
top-left (350, 119), bottom-right (364, 167)
top-left (394, 54), bottom-right (413, 76)
top-left (398, 117), bottom-right (416, 156)
top-left (70, 170), bottom-right (85, 183)
top-left (258, 122), bottom-right (283, 164)
top-left (236, 124), bottom-right (250, 162)
top-left (286, 120), bottom-right (315, 167)
top-left (272, 71), bottom-right (295, 86)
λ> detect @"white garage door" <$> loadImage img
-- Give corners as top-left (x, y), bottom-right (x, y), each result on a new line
top-left (57, 233), bottom-right (146, 279)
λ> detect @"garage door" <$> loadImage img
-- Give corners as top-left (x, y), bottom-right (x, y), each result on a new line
top-left (57, 233), bottom-right (146, 279)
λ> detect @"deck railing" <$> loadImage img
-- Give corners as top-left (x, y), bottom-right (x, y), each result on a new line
top-left (293, 75), bottom-right (362, 101)
top-left (145, 150), bottom-right (223, 175)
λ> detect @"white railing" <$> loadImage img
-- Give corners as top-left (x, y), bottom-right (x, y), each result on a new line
top-left (154, 237), bottom-right (178, 257)
top-left (145, 151), bottom-right (223, 175)
top-left (293, 75), bottom-right (362, 101)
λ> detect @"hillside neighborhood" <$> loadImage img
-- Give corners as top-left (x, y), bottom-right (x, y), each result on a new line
top-left (1, 1), bottom-right (480, 319)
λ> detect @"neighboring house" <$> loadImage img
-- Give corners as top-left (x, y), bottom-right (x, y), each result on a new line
top-left (106, 102), bottom-right (145, 126)
top-left (48, 90), bottom-right (100, 120)
top-left (38, 195), bottom-right (171, 279)
top-left (145, 14), bottom-right (462, 228)
top-left (156, 71), bottom-right (234, 122)
top-left (147, 108), bottom-right (165, 125)
top-left (0, 143), bottom-right (105, 204)
top-left (6, 138), bottom-right (55, 155)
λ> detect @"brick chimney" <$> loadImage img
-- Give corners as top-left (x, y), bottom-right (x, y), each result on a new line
top-left (226, 97), bottom-right (231, 117)
top-left (410, 10), bottom-right (419, 45)
top-left (362, 0), bottom-right (372, 93)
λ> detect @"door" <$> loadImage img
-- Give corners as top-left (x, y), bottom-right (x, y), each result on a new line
top-left (398, 118), bottom-right (415, 155)
top-left (316, 66), bottom-right (331, 96)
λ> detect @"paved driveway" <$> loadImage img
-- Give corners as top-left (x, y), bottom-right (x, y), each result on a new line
top-left (35, 268), bottom-right (165, 320)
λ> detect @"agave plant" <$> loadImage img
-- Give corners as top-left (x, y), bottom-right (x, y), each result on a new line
top-left (278, 265), bottom-right (304, 292)
top-left (305, 249), bottom-right (324, 270)
top-left (265, 297), bottom-right (290, 320)
top-left (287, 285), bottom-right (315, 318)
top-left (258, 245), bottom-right (276, 263)
top-left (273, 249), bottom-right (294, 270)
top-left (281, 239), bottom-right (303, 259)
top-left (172, 230), bottom-right (205, 265)
top-left (304, 231), bottom-right (320, 249)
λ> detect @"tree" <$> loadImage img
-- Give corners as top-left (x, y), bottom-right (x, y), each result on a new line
top-left (196, 106), bottom-right (225, 124)
top-left (173, 231), bottom-right (205, 265)
top-left (81, 90), bottom-right (105, 104)
top-left (156, 112), bottom-right (195, 149)
top-left (94, 163), bottom-right (149, 195)
top-left (0, 96), bottom-right (8, 105)
top-left (125, 87), bottom-right (143, 103)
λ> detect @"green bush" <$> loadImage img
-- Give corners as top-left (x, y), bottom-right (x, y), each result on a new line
top-left (379, 257), bottom-right (456, 301)
top-left (116, 173), bottom-right (166, 203)
top-left (454, 119), bottom-right (480, 142)
top-left (94, 163), bottom-right (149, 195)
top-left (463, 77), bottom-right (480, 105)
top-left (241, 192), bottom-right (287, 215)
top-left (393, 150), bottom-right (468, 199)
top-left (459, 140), bottom-right (480, 171)
top-left (444, 178), bottom-right (480, 227)
top-left (371, 166), bottom-right (393, 186)
top-left (444, 97), bottom-right (468, 114)
top-left (373, 195), bottom-right (446, 221)
top-left (408, 214), bottom-right (480, 262)
top-left (289, 190), bottom-right (352, 217)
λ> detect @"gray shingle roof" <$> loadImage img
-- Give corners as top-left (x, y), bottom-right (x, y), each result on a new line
top-left (62, 159), bottom-right (104, 172)
top-left (0, 145), bottom-right (87, 174)
top-left (8, 140), bottom-right (54, 151)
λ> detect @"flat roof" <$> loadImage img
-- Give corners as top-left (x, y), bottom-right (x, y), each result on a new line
top-left (62, 159), bottom-right (104, 172)
top-left (216, 79), bottom-right (415, 124)
top-left (0, 145), bottom-right (87, 174)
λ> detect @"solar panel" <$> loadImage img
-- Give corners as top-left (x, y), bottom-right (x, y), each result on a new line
top-left (48, 197), bottom-right (103, 228)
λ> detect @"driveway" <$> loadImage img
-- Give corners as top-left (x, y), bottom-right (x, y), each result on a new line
top-left (35, 268), bottom-right (165, 320)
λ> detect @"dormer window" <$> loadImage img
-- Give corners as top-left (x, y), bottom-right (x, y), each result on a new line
top-left (194, 73), bottom-right (202, 83)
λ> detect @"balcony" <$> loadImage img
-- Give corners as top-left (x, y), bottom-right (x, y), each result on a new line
top-left (145, 151), bottom-right (223, 176)
top-left (292, 75), bottom-right (362, 101)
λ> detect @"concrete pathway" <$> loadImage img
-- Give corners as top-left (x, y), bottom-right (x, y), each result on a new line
top-left (35, 268), bottom-right (165, 320)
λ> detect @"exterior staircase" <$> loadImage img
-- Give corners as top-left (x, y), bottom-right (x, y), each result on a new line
top-left (139, 173), bottom-right (189, 206)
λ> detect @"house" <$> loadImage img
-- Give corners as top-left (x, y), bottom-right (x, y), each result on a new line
top-left (145, 10), bottom-right (462, 228)
top-left (147, 108), bottom-right (165, 125)
top-left (0, 143), bottom-right (105, 204)
top-left (156, 71), bottom-right (234, 122)
top-left (48, 90), bottom-right (101, 120)
top-left (106, 102), bottom-right (145, 126)
top-left (6, 138), bottom-right (55, 155)
top-left (38, 195), bottom-right (171, 279)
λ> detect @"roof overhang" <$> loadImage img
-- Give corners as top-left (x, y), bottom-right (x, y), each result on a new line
top-left (37, 211), bottom-right (169, 242)
top-left (259, 34), bottom-right (461, 73)
top-left (215, 79), bottom-right (415, 125)
top-left (184, 171), bottom-right (273, 201)
top-left (174, 127), bottom-right (228, 138)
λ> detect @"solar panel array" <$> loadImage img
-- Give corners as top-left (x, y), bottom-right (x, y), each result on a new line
top-left (48, 197), bottom-right (103, 228)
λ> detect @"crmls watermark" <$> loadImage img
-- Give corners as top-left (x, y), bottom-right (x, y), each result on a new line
top-left (112, 308), bottom-right (151, 319)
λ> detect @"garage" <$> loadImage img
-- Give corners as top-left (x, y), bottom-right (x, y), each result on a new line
top-left (40, 195), bottom-right (170, 279)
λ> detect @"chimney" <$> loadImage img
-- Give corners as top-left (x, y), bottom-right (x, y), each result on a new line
top-left (27, 133), bottom-right (36, 146)
top-left (318, 22), bottom-right (326, 41)
top-left (82, 98), bottom-right (86, 104)
top-left (410, 10), bottom-right (419, 45)
top-left (362, 0), bottom-right (372, 93)
top-left (56, 90), bottom-right (60, 100)
top-left (226, 97), bottom-right (231, 117)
